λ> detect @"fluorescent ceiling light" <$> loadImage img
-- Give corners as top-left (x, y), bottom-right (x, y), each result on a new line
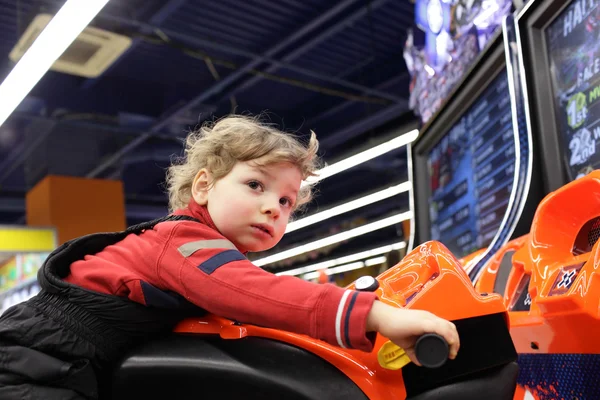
top-left (302, 261), bottom-right (365, 280)
top-left (303, 129), bottom-right (419, 187)
top-left (302, 256), bottom-right (387, 280)
top-left (286, 181), bottom-right (411, 233)
top-left (0, 0), bottom-right (109, 128)
top-left (276, 242), bottom-right (406, 277)
top-left (364, 255), bottom-right (387, 267)
top-left (254, 211), bottom-right (412, 267)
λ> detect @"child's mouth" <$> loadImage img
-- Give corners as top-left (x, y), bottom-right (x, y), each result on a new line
top-left (252, 225), bottom-right (272, 237)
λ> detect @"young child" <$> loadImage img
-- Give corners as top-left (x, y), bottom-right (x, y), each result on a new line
top-left (0, 115), bottom-right (459, 399)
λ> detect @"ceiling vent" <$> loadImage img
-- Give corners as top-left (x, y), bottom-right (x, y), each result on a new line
top-left (9, 14), bottom-right (132, 78)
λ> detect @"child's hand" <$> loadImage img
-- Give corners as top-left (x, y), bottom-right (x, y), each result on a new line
top-left (366, 301), bottom-right (460, 366)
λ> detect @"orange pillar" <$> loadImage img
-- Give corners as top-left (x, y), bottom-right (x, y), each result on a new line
top-left (26, 175), bottom-right (126, 245)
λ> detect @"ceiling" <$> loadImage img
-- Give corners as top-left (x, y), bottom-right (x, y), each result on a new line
top-left (0, 0), bottom-right (418, 274)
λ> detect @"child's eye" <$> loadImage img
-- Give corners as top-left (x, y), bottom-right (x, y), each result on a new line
top-left (279, 197), bottom-right (292, 207)
top-left (247, 180), bottom-right (263, 191)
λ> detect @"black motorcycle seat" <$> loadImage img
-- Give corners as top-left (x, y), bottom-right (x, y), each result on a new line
top-left (108, 317), bottom-right (518, 400)
top-left (108, 334), bottom-right (368, 400)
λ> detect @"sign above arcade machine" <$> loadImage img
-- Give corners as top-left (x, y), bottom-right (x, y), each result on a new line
top-left (404, 0), bottom-right (513, 123)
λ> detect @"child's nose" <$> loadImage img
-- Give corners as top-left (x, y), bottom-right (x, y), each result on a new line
top-left (261, 198), bottom-right (280, 218)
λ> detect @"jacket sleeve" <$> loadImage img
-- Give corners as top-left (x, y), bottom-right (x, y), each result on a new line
top-left (156, 221), bottom-right (378, 352)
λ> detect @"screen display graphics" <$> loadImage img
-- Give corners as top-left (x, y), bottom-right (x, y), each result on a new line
top-left (427, 72), bottom-right (516, 258)
top-left (546, 0), bottom-right (600, 181)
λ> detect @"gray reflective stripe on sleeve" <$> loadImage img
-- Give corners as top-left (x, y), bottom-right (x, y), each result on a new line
top-left (177, 239), bottom-right (237, 257)
top-left (335, 290), bottom-right (352, 348)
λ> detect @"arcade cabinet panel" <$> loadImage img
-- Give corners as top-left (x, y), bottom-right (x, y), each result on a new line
top-left (427, 71), bottom-right (515, 258)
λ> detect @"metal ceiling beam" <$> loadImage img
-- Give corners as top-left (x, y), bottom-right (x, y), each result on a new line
top-left (335, 55), bottom-right (375, 79)
top-left (319, 102), bottom-right (411, 149)
top-left (86, 0), bottom-right (372, 179)
top-left (104, 143), bottom-right (183, 180)
top-left (218, 0), bottom-right (393, 100)
top-left (7, 112), bottom-right (180, 142)
top-left (82, 0), bottom-right (187, 90)
top-left (306, 72), bottom-right (409, 128)
top-left (0, 113), bottom-right (181, 186)
top-left (0, 196), bottom-right (25, 213)
top-left (97, 11), bottom-right (400, 102)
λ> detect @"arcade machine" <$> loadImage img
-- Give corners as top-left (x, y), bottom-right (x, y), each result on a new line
top-left (464, 0), bottom-right (600, 398)
top-left (410, 0), bottom-right (600, 398)
top-left (405, 2), bottom-right (576, 398)
top-left (409, 28), bottom-right (542, 271)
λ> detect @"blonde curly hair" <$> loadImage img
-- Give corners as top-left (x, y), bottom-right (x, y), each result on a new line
top-left (166, 115), bottom-right (321, 212)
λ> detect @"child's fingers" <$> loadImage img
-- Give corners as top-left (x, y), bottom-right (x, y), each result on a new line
top-left (430, 318), bottom-right (460, 360)
top-left (441, 320), bottom-right (460, 359)
top-left (406, 349), bottom-right (422, 367)
top-left (405, 310), bottom-right (460, 361)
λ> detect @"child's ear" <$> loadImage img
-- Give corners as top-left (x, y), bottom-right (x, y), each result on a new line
top-left (191, 169), bottom-right (212, 206)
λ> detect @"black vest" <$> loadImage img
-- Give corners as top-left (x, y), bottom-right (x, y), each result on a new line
top-left (0, 215), bottom-right (204, 399)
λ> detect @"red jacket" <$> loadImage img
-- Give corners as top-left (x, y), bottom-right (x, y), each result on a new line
top-left (65, 200), bottom-right (377, 352)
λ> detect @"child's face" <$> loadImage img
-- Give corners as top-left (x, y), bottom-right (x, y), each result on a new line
top-left (192, 158), bottom-right (302, 252)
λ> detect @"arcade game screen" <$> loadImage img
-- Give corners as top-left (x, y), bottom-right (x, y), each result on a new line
top-left (546, 0), bottom-right (600, 181)
top-left (427, 71), bottom-right (516, 258)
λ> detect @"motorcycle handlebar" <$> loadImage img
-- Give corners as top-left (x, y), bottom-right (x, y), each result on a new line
top-left (414, 333), bottom-right (450, 369)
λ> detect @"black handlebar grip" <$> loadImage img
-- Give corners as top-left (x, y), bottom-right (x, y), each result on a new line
top-left (415, 333), bottom-right (449, 368)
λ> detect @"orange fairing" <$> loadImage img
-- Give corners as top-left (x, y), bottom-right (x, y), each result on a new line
top-left (469, 171), bottom-right (600, 354)
top-left (507, 171), bottom-right (600, 354)
top-left (349, 241), bottom-right (506, 322)
top-left (174, 241), bottom-right (507, 400)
